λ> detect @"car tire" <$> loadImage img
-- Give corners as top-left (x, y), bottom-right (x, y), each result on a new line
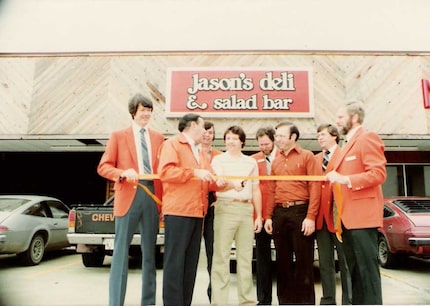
top-left (82, 252), bottom-right (105, 267)
top-left (18, 234), bottom-right (45, 266)
top-left (377, 235), bottom-right (399, 268)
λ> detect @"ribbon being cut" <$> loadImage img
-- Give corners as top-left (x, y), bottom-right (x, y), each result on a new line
top-left (131, 173), bottom-right (343, 241)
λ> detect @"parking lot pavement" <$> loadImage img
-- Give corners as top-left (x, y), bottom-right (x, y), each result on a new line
top-left (179, 251), bottom-right (430, 305)
top-left (1, 246), bottom-right (430, 305)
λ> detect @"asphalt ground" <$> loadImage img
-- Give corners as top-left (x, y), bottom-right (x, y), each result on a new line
top-left (1, 245), bottom-right (430, 305)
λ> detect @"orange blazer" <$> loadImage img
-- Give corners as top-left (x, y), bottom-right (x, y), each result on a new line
top-left (315, 145), bottom-right (341, 232)
top-left (158, 133), bottom-right (219, 218)
top-left (330, 127), bottom-right (387, 229)
top-left (251, 150), bottom-right (280, 220)
top-left (97, 126), bottom-right (164, 217)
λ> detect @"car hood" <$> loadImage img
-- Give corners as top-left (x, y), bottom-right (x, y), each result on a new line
top-left (407, 214), bottom-right (430, 227)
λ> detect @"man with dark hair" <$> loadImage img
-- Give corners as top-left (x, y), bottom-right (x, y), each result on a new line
top-left (315, 123), bottom-right (351, 305)
top-left (264, 121), bottom-right (320, 305)
top-left (158, 113), bottom-right (216, 306)
top-left (251, 126), bottom-right (278, 305)
top-left (325, 101), bottom-right (387, 304)
top-left (211, 125), bottom-right (263, 305)
top-left (98, 93), bottom-right (164, 306)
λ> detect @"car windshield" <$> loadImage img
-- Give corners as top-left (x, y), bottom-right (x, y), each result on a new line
top-left (0, 198), bottom-right (30, 212)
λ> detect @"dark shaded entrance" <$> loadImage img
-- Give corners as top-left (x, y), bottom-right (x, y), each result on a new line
top-left (0, 152), bottom-right (107, 206)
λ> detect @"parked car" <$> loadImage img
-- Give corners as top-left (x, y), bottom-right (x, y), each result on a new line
top-left (0, 195), bottom-right (71, 265)
top-left (377, 197), bottom-right (430, 268)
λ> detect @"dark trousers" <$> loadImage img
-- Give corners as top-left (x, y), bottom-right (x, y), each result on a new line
top-left (341, 225), bottom-right (382, 305)
top-left (255, 220), bottom-right (272, 305)
top-left (109, 180), bottom-right (159, 306)
top-left (162, 215), bottom-right (203, 306)
top-left (272, 205), bottom-right (315, 305)
top-left (316, 221), bottom-right (352, 305)
top-left (203, 192), bottom-right (216, 302)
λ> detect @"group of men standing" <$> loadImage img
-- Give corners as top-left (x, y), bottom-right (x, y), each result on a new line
top-left (98, 93), bottom-right (387, 306)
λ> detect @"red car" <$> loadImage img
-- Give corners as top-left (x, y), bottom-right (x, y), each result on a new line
top-left (377, 197), bottom-right (430, 268)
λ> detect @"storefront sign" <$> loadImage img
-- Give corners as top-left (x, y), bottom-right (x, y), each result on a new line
top-left (166, 68), bottom-right (314, 118)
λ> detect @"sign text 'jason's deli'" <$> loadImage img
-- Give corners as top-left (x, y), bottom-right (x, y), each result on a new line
top-left (166, 68), bottom-right (314, 118)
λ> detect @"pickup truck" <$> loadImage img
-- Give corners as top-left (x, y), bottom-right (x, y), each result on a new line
top-left (67, 196), bottom-right (164, 268)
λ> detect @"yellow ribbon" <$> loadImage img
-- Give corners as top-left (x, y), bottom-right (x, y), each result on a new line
top-left (332, 183), bottom-right (343, 242)
top-left (134, 181), bottom-right (162, 206)
top-left (133, 173), bottom-right (325, 206)
top-left (133, 174), bottom-right (326, 206)
top-left (134, 174), bottom-right (343, 242)
top-left (138, 174), bottom-right (325, 181)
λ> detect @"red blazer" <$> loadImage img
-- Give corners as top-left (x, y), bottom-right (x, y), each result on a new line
top-left (251, 150), bottom-right (280, 220)
top-left (315, 145), bottom-right (341, 232)
top-left (97, 126), bottom-right (164, 217)
top-left (330, 127), bottom-right (387, 229)
top-left (158, 133), bottom-right (217, 218)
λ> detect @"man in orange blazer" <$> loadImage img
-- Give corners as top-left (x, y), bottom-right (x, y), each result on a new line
top-left (158, 113), bottom-right (216, 306)
top-left (98, 94), bottom-right (164, 306)
top-left (326, 100), bottom-right (387, 305)
top-left (315, 123), bottom-right (351, 305)
top-left (251, 126), bottom-right (278, 305)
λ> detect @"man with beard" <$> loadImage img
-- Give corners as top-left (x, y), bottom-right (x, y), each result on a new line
top-left (251, 126), bottom-right (278, 305)
top-left (325, 100), bottom-right (387, 305)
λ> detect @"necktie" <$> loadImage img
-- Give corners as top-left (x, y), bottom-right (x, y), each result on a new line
top-left (322, 150), bottom-right (330, 173)
top-left (265, 155), bottom-right (271, 175)
top-left (140, 128), bottom-right (152, 174)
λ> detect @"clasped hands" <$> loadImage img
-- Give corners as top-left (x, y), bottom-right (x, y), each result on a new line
top-left (215, 177), bottom-right (245, 191)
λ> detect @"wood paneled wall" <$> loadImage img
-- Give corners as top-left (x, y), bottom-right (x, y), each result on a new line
top-left (1, 52), bottom-right (430, 140)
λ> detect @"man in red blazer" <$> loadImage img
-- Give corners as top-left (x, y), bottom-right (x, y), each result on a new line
top-left (315, 123), bottom-right (351, 305)
top-left (98, 94), bottom-right (164, 306)
top-left (251, 126), bottom-right (278, 305)
top-left (325, 100), bottom-right (387, 305)
top-left (158, 113), bottom-right (216, 306)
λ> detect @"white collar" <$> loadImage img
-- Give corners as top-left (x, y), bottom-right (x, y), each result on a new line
top-left (327, 144), bottom-right (337, 155)
top-left (345, 125), bottom-right (362, 143)
top-left (268, 147), bottom-right (277, 160)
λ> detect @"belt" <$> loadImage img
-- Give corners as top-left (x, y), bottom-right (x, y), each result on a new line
top-left (276, 200), bottom-right (308, 208)
top-left (217, 197), bottom-right (251, 204)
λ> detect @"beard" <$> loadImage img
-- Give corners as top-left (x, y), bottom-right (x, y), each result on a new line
top-left (339, 119), bottom-right (353, 135)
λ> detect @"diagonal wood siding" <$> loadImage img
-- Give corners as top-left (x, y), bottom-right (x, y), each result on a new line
top-left (1, 52), bottom-right (430, 142)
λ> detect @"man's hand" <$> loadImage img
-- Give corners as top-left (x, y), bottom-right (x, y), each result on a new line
top-left (301, 218), bottom-right (315, 236)
top-left (264, 218), bottom-right (273, 235)
top-left (120, 168), bottom-right (139, 182)
top-left (325, 170), bottom-right (350, 185)
top-left (254, 217), bottom-right (263, 233)
top-left (194, 169), bottom-right (215, 182)
top-left (233, 180), bottom-right (245, 191)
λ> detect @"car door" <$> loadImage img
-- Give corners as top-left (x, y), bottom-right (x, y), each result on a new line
top-left (383, 204), bottom-right (411, 252)
top-left (44, 200), bottom-right (70, 249)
